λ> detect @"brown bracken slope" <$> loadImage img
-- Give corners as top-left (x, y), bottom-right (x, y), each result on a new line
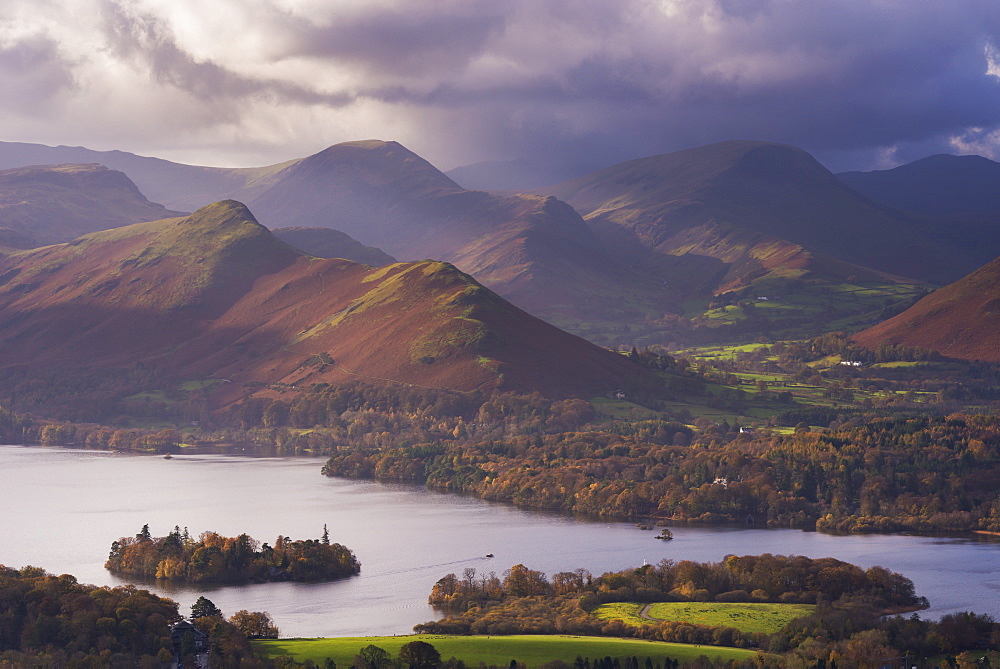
top-left (0, 163), bottom-right (186, 245)
top-left (0, 201), bottom-right (651, 407)
top-left (853, 257), bottom-right (1000, 361)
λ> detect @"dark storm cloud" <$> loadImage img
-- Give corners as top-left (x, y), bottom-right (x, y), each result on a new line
top-left (242, 0), bottom-right (1000, 172)
top-left (4, 0), bottom-right (1000, 172)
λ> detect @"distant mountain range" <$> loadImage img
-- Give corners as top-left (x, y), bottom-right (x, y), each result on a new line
top-left (0, 163), bottom-right (184, 245)
top-left (0, 201), bottom-right (651, 412)
top-left (272, 227), bottom-right (396, 266)
top-left (838, 154), bottom-right (1000, 216)
top-left (538, 141), bottom-right (991, 286)
top-left (4, 138), bottom-right (1000, 348)
top-left (0, 139), bottom-right (681, 344)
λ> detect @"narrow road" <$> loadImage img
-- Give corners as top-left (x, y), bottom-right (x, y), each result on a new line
top-left (639, 603), bottom-right (656, 621)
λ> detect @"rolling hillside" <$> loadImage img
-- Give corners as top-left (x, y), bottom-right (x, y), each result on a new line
top-left (272, 226), bottom-right (396, 266)
top-left (0, 163), bottom-right (185, 245)
top-left (0, 201), bottom-right (653, 416)
top-left (0, 140), bottom-right (680, 345)
top-left (853, 256), bottom-right (1000, 362)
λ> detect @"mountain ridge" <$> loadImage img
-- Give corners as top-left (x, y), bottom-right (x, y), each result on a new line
top-left (0, 201), bottom-right (654, 415)
top-left (0, 163), bottom-right (187, 245)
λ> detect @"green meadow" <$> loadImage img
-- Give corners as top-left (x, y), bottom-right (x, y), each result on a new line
top-left (254, 634), bottom-right (757, 666)
top-left (594, 602), bottom-right (816, 636)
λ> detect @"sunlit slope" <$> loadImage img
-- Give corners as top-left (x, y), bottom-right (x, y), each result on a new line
top-left (240, 140), bottom-right (681, 335)
top-left (853, 256), bottom-right (1000, 361)
top-left (0, 163), bottom-right (186, 245)
top-left (0, 140), bottom-right (682, 342)
top-left (0, 201), bottom-right (652, 405)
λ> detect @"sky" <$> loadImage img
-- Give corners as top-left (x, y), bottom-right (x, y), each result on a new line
top-left (3, 0), bottom-right (1000, 178)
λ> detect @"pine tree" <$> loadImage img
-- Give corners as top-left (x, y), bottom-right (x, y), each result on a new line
top-left (191, 596), bottom-right (223, 619)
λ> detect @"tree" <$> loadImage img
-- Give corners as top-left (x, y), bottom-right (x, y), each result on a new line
top-left (136, 523), bottom-right (151, 540)
top-left (191, 596), bottom-right (223, 619)
top-left (357, 644), bottom-right (393, 669)
top-left (229, 610), bottom-right (279, 638)
top-left (322, 523), bottom-right (330, 545)
top-left (398, 640), bottom-right (442, 669)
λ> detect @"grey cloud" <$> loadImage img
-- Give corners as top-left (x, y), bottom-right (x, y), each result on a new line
top-left (286, 2), bottom-right (507, 77)
top-left (6, 0), bottom-right (1000, 176)
top-left (97, 0), bottom-right (352, 110)
top-left (261, 0), bottom-right (1000, 173)
top-left (0, 34), bottom-right (77, 112)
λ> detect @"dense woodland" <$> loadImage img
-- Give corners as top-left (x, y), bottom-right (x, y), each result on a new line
top-left (418, 557), bottom-right (998, 665)
top-left (6, 375), bottom-right (999, 535)
top-left (303, 392), bottom-right (1000, 534)
top-left (105, 525), bottom-right (360, 584)
top-left (0, 564), bottom-right (180, 667)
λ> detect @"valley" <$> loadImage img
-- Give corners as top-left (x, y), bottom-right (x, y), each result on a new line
top-left (0, 137), bottom-right (999, 667)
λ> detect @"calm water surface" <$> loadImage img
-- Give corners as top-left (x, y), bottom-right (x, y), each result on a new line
top-left (0, 445), bottom-right (997, 638)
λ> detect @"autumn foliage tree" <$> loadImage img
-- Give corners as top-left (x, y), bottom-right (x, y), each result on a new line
top-left (106, 526), bottom-right (360, 583)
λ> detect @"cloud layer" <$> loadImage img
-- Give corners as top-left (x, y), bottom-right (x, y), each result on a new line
top-left (2, 0), bottom-right (1000, 174)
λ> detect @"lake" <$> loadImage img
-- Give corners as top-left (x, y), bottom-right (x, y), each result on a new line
top-left (0, 445), bottom-right (997, 638)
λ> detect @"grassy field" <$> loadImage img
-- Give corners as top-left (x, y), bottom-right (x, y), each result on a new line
top-left (254, 634), bottom-right (757, 666)
top-left (595, 602), bottom-right (815, 636)
top-left (592, 602), bottom-right (648, 627)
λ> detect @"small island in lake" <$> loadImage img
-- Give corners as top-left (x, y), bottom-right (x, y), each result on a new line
top-left (106, 524), bottom-right (360, 583)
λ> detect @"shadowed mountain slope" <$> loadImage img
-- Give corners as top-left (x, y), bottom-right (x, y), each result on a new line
top-left (0, 201), bottom-right (652, 411)
top-left (272, 227), bottom-right (396, 266)
top-left (853, 257), bottom-right (1000, 362)
top-left (0, 164), bottom-right (186, 245)
top-left (838, 154), bottom-right (1000, 216)
top-left (0, 141), bottom-right (295, 212)
top-left (538, 141), bottom-right (985, 286)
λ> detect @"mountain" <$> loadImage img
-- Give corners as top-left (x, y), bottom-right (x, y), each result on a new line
top-left (853, 256), bottom-right (1000, 362)
top-left (272, 227), bottom-right (396, 266)
top-left (0, 201), bottom-right (652, 416)
top-left (522, 141), bottom-right (1000, 340)
top-left (232, 140), bottom-right (680, 342)
top-left (0, 140), bottom-right (679, 345)
top-left (0, 163), bottom-right (186, 245)
top-left (0, 141), bottom-right (247, 211)
top-left (539, 141), bottom-right (987, 284)
top-left (838, 154), bottom-right (1000, 216)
